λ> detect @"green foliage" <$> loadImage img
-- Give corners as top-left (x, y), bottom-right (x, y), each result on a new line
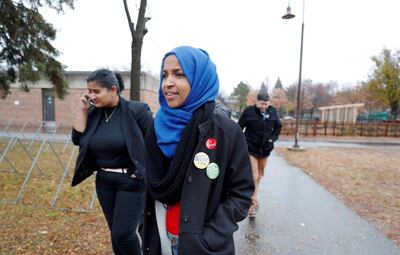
top-left (367, 48), bottom-right (400, 119)
top-left (260, 82), bottom-right (268, 95)
top-left (231, 81), bottom-right (250, 112)
top-left (285, 83), bottom-right (297, 102)
top-left (0, 0), bottom-right (73, 99)
top-left (274, 77), bottom-right (283, 89)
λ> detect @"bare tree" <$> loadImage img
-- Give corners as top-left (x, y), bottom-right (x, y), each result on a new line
top-left (334, 85), bottom-right (365, 105)
top-left (270, 88), bottom-right (287, 112)
top-left (123, 0), bottom-right (150, 101)
top-left (307, 82), bottom-right (335, 118)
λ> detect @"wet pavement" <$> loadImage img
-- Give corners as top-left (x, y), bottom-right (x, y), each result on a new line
top-left (234, 148), bottom-right (400, 255)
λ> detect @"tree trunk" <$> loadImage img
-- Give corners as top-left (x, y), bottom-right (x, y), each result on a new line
top-left (123, 0), bottom-right (147, 101)
top-left (390, 102), bottom-right (399, 120)
top-left (130, 40), bottom-right (142, 101)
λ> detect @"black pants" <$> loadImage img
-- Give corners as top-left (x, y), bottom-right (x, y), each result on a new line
top-left (96, 171), bottom-right (145, 255)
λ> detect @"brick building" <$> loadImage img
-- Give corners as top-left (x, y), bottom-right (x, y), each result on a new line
top-left (0, 71), bottom-right (159, 131)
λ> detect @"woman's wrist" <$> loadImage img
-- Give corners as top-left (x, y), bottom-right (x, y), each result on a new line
top-left (79, 107), bottom-right (89, 114)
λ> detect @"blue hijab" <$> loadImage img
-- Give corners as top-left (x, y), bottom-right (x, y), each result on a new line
top-left (154, 46), bottom-right (219, 158)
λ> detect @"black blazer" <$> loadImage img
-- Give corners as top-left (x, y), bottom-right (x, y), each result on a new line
top-left (71, 96), bottom-right (153, 186)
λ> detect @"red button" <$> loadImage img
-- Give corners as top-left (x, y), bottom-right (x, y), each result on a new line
top-left (206, 138), bottom-right (217, 150)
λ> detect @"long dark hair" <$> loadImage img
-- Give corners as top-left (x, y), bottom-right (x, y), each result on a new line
top-left (86, 68), bottom-right (125, 92)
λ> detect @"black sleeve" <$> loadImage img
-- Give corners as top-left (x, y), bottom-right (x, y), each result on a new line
top-left (237, 109), bottom-right (247, 130)
top-left (71, 106), bottom-right (97, 146)
top-left (271, 111), bottom-right (282, 142)
top-left (131, 102), bottom-right (153, 138)
top-left (71, 128), bottom-right (83, 146)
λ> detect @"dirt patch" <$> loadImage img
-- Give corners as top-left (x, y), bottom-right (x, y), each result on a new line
top-left (275, 146), bottom-right (400, 246)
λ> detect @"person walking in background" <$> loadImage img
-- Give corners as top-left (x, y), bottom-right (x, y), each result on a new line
top-left (71, 68), bottom-right (153, 255)
top-left (215, 99), bottom-right (232, 118)
top-left (238, 91), bottom-right (282, 218)
top-left (141, 46), bottom-right (254, 255)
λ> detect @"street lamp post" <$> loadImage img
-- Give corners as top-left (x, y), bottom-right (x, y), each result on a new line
top-left (282, 0), bottom-right (305, 149)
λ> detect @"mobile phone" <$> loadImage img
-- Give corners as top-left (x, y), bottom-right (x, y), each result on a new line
top-left (85, 95), bottom-right (95, 106)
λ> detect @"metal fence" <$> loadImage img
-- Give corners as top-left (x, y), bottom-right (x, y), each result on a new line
top-left (281, 120), bottom-right (400, 137)
top-left (0, 120), bottom-right (96, 212)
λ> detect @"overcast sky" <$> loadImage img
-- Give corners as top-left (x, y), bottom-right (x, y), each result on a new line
top-left (44, 0), bottom-right (400, 95)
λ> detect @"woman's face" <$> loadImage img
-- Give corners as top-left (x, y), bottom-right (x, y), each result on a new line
top-left (161, 55), bottom-right (191, 108)
top-left (87, 81), bottom-right (118, 107)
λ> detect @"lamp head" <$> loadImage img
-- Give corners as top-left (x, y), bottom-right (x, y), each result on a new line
top-left (282, 6), bottom-right (295, 19)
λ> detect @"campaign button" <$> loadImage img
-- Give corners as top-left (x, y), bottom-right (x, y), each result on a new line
top-left (206, 138), bottom-right (217, 150)
top-left (193, 152), bottom-right (210, 169)
top-left (206, 163), bottom-right (219, 179)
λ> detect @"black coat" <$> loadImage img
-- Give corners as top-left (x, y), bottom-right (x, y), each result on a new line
top-left (141, 113), bottom-right (254, 255)
top-left (71, 97), bottom-right (153, 186)
top-left (238, 105), bottom-right (282, 158)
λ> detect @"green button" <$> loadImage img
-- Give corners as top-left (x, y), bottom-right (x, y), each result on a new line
top-left (206, 163), bottom-right (219, 179)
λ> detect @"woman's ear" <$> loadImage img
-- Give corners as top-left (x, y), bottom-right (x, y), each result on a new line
top-left (111, 85), bottom-right (119, 96)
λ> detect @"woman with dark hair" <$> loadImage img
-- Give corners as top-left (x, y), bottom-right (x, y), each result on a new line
top-left (71, 68), bottom-right (153, 255)
top-left (141, 46), bottom-right (254, 255)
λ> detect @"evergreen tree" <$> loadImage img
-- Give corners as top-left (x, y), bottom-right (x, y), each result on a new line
top-left (274, 77), bottom-right (283, 89)
top-left (0, 0), bottom-right (74, 99)
top-left (231, 81), bottom-right (251, 113)
top-left (260, 82), bottom-right (268, 95)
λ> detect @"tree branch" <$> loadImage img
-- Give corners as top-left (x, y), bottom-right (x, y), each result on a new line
top-left (135, 0), bottom-right (147, 36)
top-left (123, 0), bottom-right (135, 36)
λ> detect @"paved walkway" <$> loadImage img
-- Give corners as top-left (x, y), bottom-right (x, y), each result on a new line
top-left (234, 146), bottom-right (400, 255)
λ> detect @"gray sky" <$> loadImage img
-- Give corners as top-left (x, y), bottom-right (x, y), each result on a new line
top-left (44, 0), bottom-right (400, 95)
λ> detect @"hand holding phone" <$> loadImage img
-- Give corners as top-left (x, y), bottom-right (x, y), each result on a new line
top-left (80, 91), bottom-right (94, 111)
top-left (85, 94), bottom-right (95, 106)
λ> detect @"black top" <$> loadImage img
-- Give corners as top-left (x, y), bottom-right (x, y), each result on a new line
top-left (88, 105), bottom-right (133, 169)
top-left (238, 105), bottom-right (282, 158)
top-left (71, 97), bottom-right (153, 187)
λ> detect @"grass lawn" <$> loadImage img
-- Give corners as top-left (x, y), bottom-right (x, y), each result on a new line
top-left (0, 139), bottom-right (111, 254)
top-left (0, 204), bottom-right (110, 254)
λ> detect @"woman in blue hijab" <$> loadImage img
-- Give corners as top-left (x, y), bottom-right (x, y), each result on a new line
top-left (142, 46), bottom-right (254, 255)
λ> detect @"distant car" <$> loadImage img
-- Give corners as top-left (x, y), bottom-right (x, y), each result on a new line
top-left (281, 116), bottom-right (296, 122)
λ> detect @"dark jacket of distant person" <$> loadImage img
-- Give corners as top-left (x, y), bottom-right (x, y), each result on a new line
top-left (238, 104), bottom-right (282, 158)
